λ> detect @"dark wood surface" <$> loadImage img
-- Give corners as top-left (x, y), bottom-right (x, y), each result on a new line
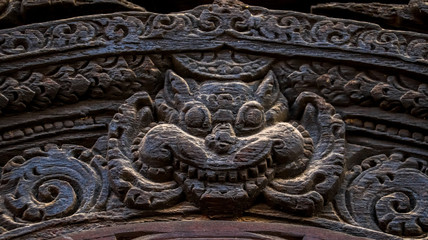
top-left (0, 0), bottom-right (426, 239)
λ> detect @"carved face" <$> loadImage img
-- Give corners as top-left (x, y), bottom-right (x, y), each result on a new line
top-left (133, 70), bottom-right (312, 216)
top-left (106, 66), bottom-right (343, 218)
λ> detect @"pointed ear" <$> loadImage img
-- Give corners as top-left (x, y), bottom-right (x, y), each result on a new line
top-left (164, 70), bottom-right (193, 105)
top-left (256, 70), bottom-right (279, 108)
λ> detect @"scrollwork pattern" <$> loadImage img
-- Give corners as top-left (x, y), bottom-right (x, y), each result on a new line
top-left (336, 153), bottom-right (428, 237)
top-left (0, 145), bottom-right (109, 231)
top-left (274, 60), bottom-right (428, 119)
top-left (0, 1), bottom-right (427, 64)
top-left (0, 54), bottom-right (164, 114)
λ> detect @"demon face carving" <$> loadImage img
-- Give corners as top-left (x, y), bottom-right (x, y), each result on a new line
top-left (108, 68), bottom-right (344, 217)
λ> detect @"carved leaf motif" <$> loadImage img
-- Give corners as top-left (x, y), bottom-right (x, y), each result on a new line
top-left (0, 55), bottom-right (165, 114)
top-left (0, 3), bottom-right (427, 65)
top-left (274, 60), bottom-right (428, 119)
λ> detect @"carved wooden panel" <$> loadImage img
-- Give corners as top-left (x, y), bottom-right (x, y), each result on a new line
top-left (0, 0), bottom-right (427, 239)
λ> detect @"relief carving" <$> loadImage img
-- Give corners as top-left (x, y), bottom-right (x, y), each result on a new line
top-left (0, 0), bottom-right (428, 65)
top-left (0, 145), bottom-right (108, 231)
top-left (0, 54), bottom-right (163, 114)
top-left (336, 153), bottom-right (428, 237)
top-left (313, 0), bottom-right (428, 34)
top-left (0, 0), bottom-right (426, 239)
top-left (107, 51), bottom-right (345, 217)
top-left (0, 0), bottom-right (145, 28)
top-left (274, 60), bottom-right (428, 119)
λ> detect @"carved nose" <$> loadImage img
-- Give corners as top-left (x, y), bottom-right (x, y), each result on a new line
top-left (216, 128), bottom-right (235, 144)
top-left (205, 123), bottom-right (237, 154)
top-left (213, 109), bottom-right (234, 124)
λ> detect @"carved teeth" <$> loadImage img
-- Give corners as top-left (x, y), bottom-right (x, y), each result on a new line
top-left (197, 169), bottom-right (206, 180)
top-left (173, 171), bottom-right (187, 183)
top-left (228, 171), bottom-right (238, 182)
top-left (132, 138), bottom-right (142, 145)
top-left (217, 172), bottom-right (226, 182)
top-left (258, 161), bottom-right (267, 173)
top-left (297, 125), bottom-right (305, 132)
top-left (180, 162), bottom-right (188, 172)
top-left (148, 167), bottom-right (165, 175)
top-left (265, 168), bottom-right (274, 181)
top-left (249, 167), bottom-right (259, 177)
top-left (171, 158), bottom-right (274, 184)
top-left (245, 181), bottom-right (258, 196)
top-left (188, 166), bottom-right (196, 178)
top-left (256, 176), bottom-right (267, 187)
top-left (239, 170), bottom-right (248, 181)
top-left (131, 145), bottom-right (139, 152)
top-left (134, 152), bottom-right (141, 163)
top-left (301, 131), bottom-right (310, 138)
top-left (207, 171), bottom-right (217, 182)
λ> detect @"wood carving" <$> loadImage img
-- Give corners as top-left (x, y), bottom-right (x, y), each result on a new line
top-left (0, 0), bottom-right (426, 239)
top-left (107, 53), bottom-right (344, 216)
top-left (337, 153), bottom-right (428, 236)
top-left (0, 145), bottom-right (108, 230)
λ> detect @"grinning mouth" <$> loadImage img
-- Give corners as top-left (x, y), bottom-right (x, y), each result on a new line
top-left (171, 154), bottom-right (276, 216)
top-left (172, 155), bottom-right (275, 184)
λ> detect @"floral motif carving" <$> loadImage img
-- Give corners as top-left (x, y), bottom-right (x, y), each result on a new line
top-left (0, 54), bottom-right (163, 114)
top-left (0, 0), bottom-right (427, 65)
top-left (274, 60), bottom-right (428, 119)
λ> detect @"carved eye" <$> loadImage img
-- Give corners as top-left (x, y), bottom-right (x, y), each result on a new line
top-left (236, 101), bottom-right (265, 131)
top-left (244, 108), bottom-right (263, 127)
top-left (185, 106), bottom-right (210, 129)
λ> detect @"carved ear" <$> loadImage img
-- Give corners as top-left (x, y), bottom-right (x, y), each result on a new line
top-left (255, 70), bottom-right (279, 108)
top-left (164, 70), bottom-right (193, 105)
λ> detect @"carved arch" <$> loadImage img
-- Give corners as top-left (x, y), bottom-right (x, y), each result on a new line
top-left (0, 0), bottom-right (427, 239)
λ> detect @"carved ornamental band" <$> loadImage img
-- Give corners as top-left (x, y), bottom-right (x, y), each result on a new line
top-left (0, 0), bottom-right (427, 239)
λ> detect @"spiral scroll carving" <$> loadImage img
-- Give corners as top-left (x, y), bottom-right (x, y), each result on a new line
top-left (0, 145), bottom-right (109, 230)
top-left (337, 153), bottom-right (428, 237)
